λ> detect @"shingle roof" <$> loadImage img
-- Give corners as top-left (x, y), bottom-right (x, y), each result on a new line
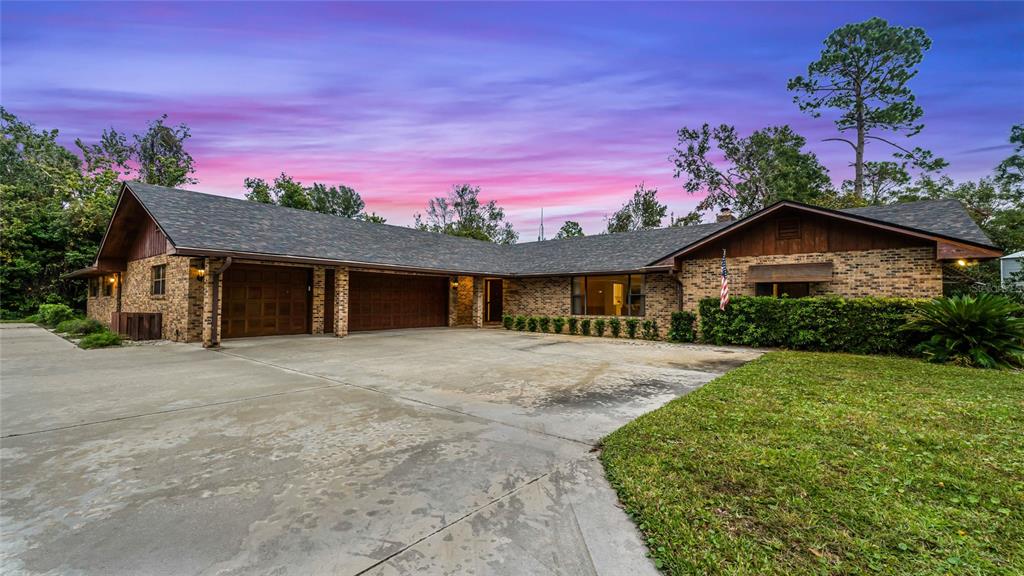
top-left (842, 199), bottom-right (993, 246)
top-left (126, 182), bottom-right (996, 277)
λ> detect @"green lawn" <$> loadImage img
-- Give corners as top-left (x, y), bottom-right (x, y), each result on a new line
top-left (601, 352), bottom-right (1023, 575)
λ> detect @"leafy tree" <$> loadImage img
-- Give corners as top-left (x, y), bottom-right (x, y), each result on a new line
top-left (670, 212), bottom-right (704, 227)
top-left (414, 184), bottom-right (518, 244)
top-left (788, 17), bottom-right (936, 200)
top-left (995, 123), bottom-right (1023, 191)
top-left (554, 220), bottom-right (585, 239)
top-left (1, 109), bottom-right (88, 315)
top-left (309, 183), bottom-right (364, 217)
top-left (243, 177), bottom-right (273, 203)
top-left (607, 183), bottom-right (667, 233)
top-left (673, 124), bottom-right (834, 219)
top-left (271, 173), bottom-right (312, 210)
top-left (361, 212), bottom-right (387, 224)
top-left (133, 114), bottom-right (197, 187)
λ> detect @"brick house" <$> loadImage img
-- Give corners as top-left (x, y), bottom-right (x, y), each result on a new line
top-left (68, 182), bottom-right (1002, 346)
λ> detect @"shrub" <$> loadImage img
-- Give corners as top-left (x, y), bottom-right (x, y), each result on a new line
top-left (37, 303), bottom-right (76, 327)
top-left (502, 314), bottom-right (514, 330)
top-left (668, 311), bottom-right (697, 343)
top-left (609, 317), bottom-right (622, 338)
top-left (568, 317), bottom-right (579, 334)
top-left (56, 317), bottom-right (104, 336)
top-left (580, 318), bottom-right (592, 336)
top-left (641, 320), bottom-right (659, 340)
top-left (539, 316), bottom-right (551, 333)
top-left (23, 314), bottom-right (40, 324)
top-left (625, 318), bottom-right (640, 339)
top-left (553, 317), bottom-right (566, 334)
top-left (903, 294), bottom-right (1024, 369)
top-left (514, 315), bottom-right (527, 331)
top-left (527, 316), bottom-right (539, 332)
top-left (698, 296), bottom-right (923, 355)
top-left (593, 318), bottom-right (606, 337)
top-left (79, 329), bottom-right (122, 349)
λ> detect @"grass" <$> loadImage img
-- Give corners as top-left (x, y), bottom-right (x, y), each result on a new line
top-left (78, 329), bottom-right (122, 349)
top-left (601, 352), bottom-right (1023, 575)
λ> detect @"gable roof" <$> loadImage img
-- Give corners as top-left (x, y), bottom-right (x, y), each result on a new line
top-left (112, 182), bottom-right (998, 277)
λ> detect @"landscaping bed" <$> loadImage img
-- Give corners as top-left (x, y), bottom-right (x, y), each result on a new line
top-left (601, 352), bottom-right (1023, 575)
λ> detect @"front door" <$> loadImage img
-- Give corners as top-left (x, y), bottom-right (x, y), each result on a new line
top-left (485, 279), bottom-right (503, 322)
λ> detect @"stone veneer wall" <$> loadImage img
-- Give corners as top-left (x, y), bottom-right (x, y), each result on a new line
top-left (121, 254), bottom-right (201, 342)
top-left (503, 273), bottom-right (678, 338)
top-left (85, 279), bottom-right (117, 328)
top-left (455, 275), bottom-right (474, 325)
top-left (677, 246), bottom-right (943, 312)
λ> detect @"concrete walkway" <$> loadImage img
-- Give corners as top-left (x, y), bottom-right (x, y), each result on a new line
top-left (0, 325), bottom-right (760, 575)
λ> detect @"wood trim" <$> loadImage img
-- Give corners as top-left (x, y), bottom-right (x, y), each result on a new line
top-left (748, 262), bottom-right (834, 283)
top-left (936, 241), bottom-right (1004, 260)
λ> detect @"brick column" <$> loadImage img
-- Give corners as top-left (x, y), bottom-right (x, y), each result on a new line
top-left (333, 266), bottom-right (349, 337)
top-left (202, 257), bottom-right (224, 347)
top-left (448, 276), bottom-right (459, 326)
top-left (311, 266), bottom-right (325, 335)
top-left (472, 276), bottom-right (484, 327)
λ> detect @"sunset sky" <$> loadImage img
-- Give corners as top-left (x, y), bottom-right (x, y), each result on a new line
top-left (3, 2), bottom-right (1021, 240)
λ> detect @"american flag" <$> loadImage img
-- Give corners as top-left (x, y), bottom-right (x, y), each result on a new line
top-left (720, 249), bottom-right (729, 310)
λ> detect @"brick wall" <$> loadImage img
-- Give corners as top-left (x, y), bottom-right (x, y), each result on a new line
top-left (121, 254), bottom-right (199, 342)
top-left (85, 276), bottom-right (117, 328)
top-left (503, 274), bottom-right (677, 338)
top-left (455, 275), bottom-right (474, 325)
top-left (678, 246), bottom-right (943, 311)
top-left (311, 266), bottom-right (325, 334)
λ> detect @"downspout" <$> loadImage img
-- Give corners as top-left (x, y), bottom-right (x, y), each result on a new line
top-left (208, 256), bottom-right (233, 348)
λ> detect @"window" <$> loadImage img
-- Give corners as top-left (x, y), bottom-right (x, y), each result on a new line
top-left (571, 274), bottom-right (644, 316)
top-left (777, 218), bottom-right (801, 240)
top-left (755, 282), bottom-right (810, 298)
top-left (151, 265), bottom-right (166, 296)
top-left (89, 278), bottom-right (99, 297)
top-left (102, 275), bottom-right (114, 297)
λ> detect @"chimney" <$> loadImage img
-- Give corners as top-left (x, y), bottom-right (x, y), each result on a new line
top-left (716, 208), bottom-right (735, 223)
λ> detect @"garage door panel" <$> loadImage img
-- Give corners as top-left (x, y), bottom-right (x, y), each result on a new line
top-left (223, 264), bottom-right (310, 338)
top-left (348, 272), bottom-right (448, 332)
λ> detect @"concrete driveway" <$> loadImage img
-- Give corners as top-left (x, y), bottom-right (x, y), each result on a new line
top-left (0, 324), bottom-right (760, 575)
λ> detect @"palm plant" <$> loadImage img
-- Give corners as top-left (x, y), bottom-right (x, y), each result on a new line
top-left (903, 294), bottom-right (1024, 369)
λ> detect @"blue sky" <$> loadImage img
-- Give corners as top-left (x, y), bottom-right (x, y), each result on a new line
top-left (3, 2), bottom-right (1021, 238)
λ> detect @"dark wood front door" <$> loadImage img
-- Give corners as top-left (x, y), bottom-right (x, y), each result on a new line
top-left (222, 264), bottom-right (310, 338)
top-left (324, 269), bottom-right (336, 333)
top-left (485, 279), bottom-right (503, 322)
top-left (348, 272), bottom-right (448, 331)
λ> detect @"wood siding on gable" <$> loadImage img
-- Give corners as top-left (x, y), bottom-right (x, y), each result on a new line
top-left (691, 212), bottom-right (932, 259)
top-left (127, 216), bottom-right (169, 261)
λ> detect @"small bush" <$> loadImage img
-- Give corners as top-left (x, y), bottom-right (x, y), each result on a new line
top-left (625, 318), bottom-right (640, 339)
top-left (668, 311), bottom-right (697, 343)
top-left (568, 317), bottom-right (579, 334)
top-left (56, 317), bottom-right (104, 336)
top-left (527, 317), bottom-right (539, 332)
top-left (514, 315), bottom-right (527, 331)
top-left (609, 317), bottom-right (622, 338)
top-left (23, 314), bottom-right (40, 324)
top-left (502, 314), bottom-right (514, 330)
top-left (580, 318), bottom-right (592, 336)
top-left (903, 294), bottom-right (1024, 369)
top-left (539, 316), bottom-right (551, 333)
top-left (594, 318), bottom-right (607, 337)
top-left (37, 303), bottom-right (76, 327)
top-left (699, 296), bottom-right (923, 355)
top-left (553, 317), bottom-right (566, 334)
top-left (642, 320), bottom-right (659, 340)
top-left (79, 329), bottom-right (122, 349)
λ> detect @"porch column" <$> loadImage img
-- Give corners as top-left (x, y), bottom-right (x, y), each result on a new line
top-left (448, 276), bottom-right (459, 327)
top-left (311, 266), bottom-right (325, 335)
top-left (333, 266), bottom-right (349, 337)
top-left (202, 257), bottom-right (224, 348)
top-left (472, 276), bottom-right (484, 328)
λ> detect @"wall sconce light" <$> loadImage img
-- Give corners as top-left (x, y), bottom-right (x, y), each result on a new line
top-left (194, 267), bottom-right (206, 278)
top-left (450, 280), bottom-right (459, 289)
top-left (956, 259), bottom-right (968, 267)
top-left (108, 275), bottom-right (117, 284)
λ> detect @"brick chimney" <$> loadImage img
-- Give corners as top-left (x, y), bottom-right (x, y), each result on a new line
top-left (716, 208), bottom-right (735, 223)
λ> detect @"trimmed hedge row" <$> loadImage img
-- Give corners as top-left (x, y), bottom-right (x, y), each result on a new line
top-left (501, 312), bottom-right (698, 343)
top-left (698, 296), bottom-right (923, 355)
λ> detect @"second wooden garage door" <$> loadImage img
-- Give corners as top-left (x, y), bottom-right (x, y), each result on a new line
top-left (348, 272), bottom-right (449, 331)
top-left (222, 264), bottom-right (310, 338)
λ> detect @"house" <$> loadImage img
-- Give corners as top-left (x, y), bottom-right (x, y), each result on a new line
top-left (1002, 251), bottom-right (1023, 288)
top-left (67, 182), bottom-right (1002, 347)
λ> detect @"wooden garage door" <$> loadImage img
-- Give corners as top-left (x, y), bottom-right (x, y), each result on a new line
top-left (349, 272), bottom-right (448, 331)
top-left (222, 264), bottom-right (310, 338)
